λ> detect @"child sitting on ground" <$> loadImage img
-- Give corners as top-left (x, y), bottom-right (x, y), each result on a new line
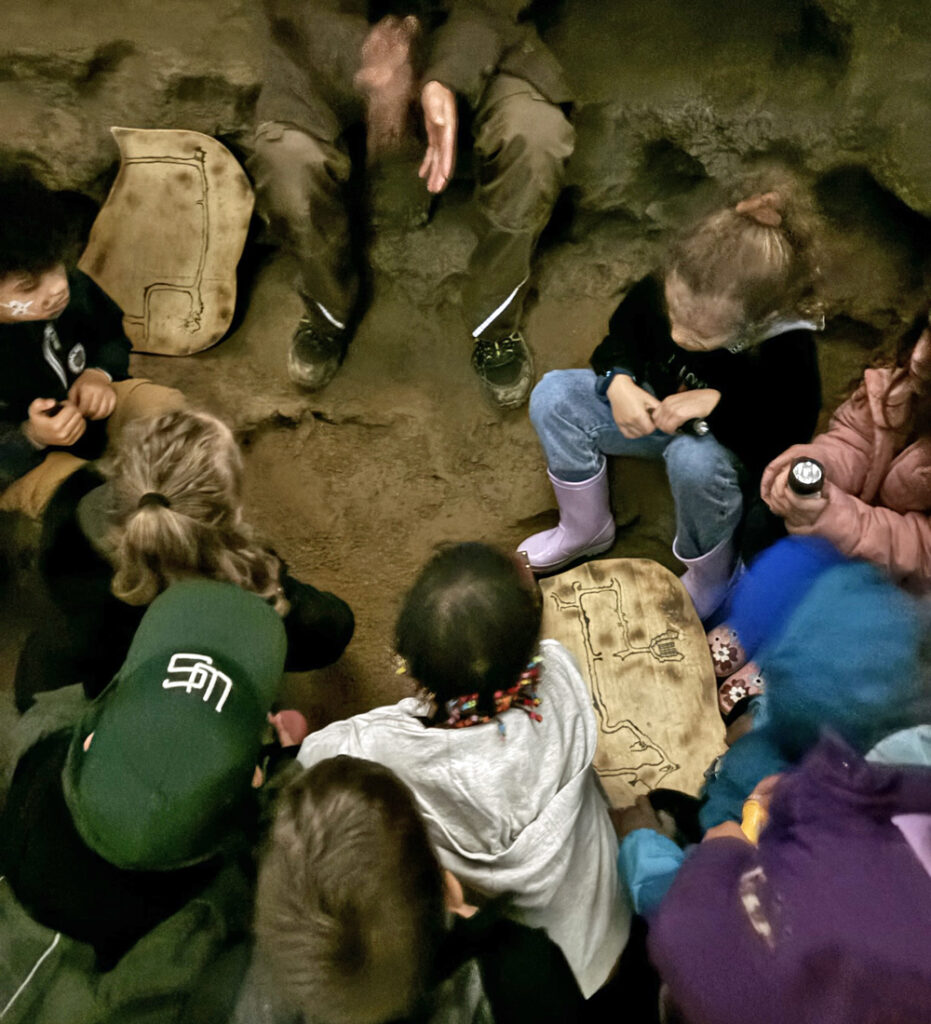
top-left (294, 542), bottom-right (629, 1000)
top-left (247, 754), bottom-right (587, 1024)
top-left (520, 188), bottom-right (822, 620)
top-left (648, 725), bottom-right (931, 1024)
top-left (612, 555), bottom-right (924, 923)
top-left (14, 408), bottom-right (354, 709)
top-left (0, 165), bottom-right (184, 518)
top-left (760, 305), bottom-right (931, 590)
top-left (0, 580), bottom-right (287, 1022)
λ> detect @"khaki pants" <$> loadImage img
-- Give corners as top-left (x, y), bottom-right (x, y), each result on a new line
top-left (0, 378), bottom-right (186, 520)
top-left (249, 74), bottom-right (575, 340)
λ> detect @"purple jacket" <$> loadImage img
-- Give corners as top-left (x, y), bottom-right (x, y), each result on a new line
top-left (649, 733), bottom-right (931, 1024)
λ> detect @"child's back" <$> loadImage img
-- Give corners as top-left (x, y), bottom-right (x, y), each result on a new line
top-left (297, 544), bottom-right (629, 997)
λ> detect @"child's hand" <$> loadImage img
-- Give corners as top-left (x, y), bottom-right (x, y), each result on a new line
top-left (68, 369), bottom-right (116, 420)
top-left (702, 820), bottom-right (752, 844)
top-left (760, 447), bottom-right (805, 503)
top-left (610, 795), bottom-right (664, 839)
top-left (765, 469), bottom-right (829, 528)
top-left (607, 375), bottom-right (658, 438)
top-left (25, 398), bottom-right (86, 448)
top-left (651, 388), bottom-right (721, 434)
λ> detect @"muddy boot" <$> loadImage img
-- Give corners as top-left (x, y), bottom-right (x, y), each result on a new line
top-left (518, 463), bottom-right (615, 574)
top-left (471, 330), bottom-right (535, 409)
top-left (288, 313), bottom-right (349, 391)
top-left (674, 533), bottom-right (741, 623)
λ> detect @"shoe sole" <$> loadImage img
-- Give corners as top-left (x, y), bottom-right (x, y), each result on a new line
top-left (476, 347), bottom-right (535, 410)
top-left (287, 350), bottom-right (342, 391)
top-left (525, 535), bottom-right (615, 577)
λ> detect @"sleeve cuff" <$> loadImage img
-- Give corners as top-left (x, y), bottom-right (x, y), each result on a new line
top-left (618, 828), bottom-right (686, 917)
top-left (595, 367), bottom-right (636, 402)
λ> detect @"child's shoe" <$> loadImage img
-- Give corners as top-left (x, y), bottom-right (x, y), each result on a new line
top-left (289, 315), bottom-right (348, 391)
top-left (707, 623), bottom-right (748, 678)
top-left (718, 661), bottom-right (765, 721)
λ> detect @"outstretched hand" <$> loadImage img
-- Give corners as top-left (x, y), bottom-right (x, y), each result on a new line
top-left (419, 80), bottom-right (457, 194)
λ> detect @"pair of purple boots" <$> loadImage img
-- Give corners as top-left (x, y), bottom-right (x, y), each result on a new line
top-left (517, 463), bottom-right (739, 621)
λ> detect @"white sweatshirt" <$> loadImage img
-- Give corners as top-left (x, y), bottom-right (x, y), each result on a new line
top-left (297, 639), bottom-right (630, 997)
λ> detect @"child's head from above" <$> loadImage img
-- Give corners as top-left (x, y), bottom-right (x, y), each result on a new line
top-left (256, 756), bottom-right (447, 1024)
top-left (64, 579), bottom-right (287, 872)
top-left (103, 408), bottom-right (287, 612)
top-left (395, 542), bottom-right (543, 718)
top-left (664, 190), bottom-right (817, 353)
top-left (0, 166), bottom-right (76, 324)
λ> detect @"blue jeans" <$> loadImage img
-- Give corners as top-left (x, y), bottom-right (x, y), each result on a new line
top-left (529, 369), bottom-right (743, 558)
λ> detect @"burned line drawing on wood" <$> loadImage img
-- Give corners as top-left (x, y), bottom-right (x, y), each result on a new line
top-left (80, 127), bottom-right (254, 356)
top-left (119, 149), bottom-right (210, 343)
top-left (549, 576), bottom-right (681, 790)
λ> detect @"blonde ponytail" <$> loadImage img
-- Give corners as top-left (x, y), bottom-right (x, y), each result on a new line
top-left (103, 410), bottom-right (289, 615)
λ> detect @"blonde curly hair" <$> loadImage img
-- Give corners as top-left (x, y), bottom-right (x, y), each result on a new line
top-left (101, 409), bottom-right (288, 614)
top-left (667, 185), bottom-right (821, 327)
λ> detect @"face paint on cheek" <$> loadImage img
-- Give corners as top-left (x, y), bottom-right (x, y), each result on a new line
top-left (1, 299), bottom-right (35, 317)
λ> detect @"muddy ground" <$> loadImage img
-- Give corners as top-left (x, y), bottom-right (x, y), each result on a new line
top-left (0, 181), bottom-right (870, 778)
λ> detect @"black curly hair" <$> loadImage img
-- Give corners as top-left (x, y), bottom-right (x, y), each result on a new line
top-left (0, 165), bottom-right (77, 279)
top-left (395, 542), bottom-right (543, 720)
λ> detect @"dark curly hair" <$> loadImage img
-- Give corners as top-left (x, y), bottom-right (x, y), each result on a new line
top-left (395, 542), bottom-right (543, 720)
top-left (0, 165), bottom-right (78, 279)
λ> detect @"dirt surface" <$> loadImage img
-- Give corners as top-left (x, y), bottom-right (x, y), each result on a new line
top-left (126, 230), bottom-right (682, 728)
top-left (0, 172), bottom-right (875, 784)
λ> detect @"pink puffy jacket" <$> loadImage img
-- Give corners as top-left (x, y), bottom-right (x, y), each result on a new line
top-left (761, 368), bottom-right (931, 590)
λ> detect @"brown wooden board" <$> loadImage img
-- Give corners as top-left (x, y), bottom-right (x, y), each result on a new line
top-left (79, 127), bottom-right (254, 356)
top-left (540, 558), bottom-right (724, 807)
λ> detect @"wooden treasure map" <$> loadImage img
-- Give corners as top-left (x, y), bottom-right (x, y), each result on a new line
top-left (541, 558), bottom-right (724, 807)
top-left (79, 127), bottom-right (254, 356)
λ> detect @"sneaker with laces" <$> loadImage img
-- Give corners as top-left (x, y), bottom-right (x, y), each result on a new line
top-left (288, 316), bottom-right (348, 391)
top-left (471, 330), bottom-right (534, 408)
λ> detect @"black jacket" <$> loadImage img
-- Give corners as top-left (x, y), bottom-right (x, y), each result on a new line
top-left (14, 467), bottom-right (355, 709)
top-left (0, 270), bottom-right (131, 487)
top-left (590, 274), bottom-right (822, 480)
top-left (0, 731), bottom-right (244, 970)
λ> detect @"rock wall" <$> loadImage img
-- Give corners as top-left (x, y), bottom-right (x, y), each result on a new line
top-left (3, 0), bottom-right (930, 347)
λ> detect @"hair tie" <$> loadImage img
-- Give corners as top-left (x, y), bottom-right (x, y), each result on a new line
top-left (138, 491), bottom-right (171, 510)
top-left (735, 191), bottom-right (783, 228)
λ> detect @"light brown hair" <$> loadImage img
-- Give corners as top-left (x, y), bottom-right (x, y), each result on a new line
top-left (255, 756), bottom-right (447, 1024)
top-left (102, 409), bottom-right (287, 613)
top-left (666, 187), bottom-right (820, 327)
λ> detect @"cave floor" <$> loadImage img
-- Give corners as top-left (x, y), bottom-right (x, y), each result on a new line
top-left (0, 228), bottom-right (684, 771)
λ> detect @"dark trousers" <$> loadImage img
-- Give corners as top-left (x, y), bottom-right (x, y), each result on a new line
top-left (248, 74), bottom-right (574, 341)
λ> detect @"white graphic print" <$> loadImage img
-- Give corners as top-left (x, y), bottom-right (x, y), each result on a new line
top-left (42, 324), bottom-right (68, 389)
top-left (162, 652), bottom-right (233, 712)
top-left (1, 299), bottom-right (34, 317)
top-left (67, 343), bottom-right (86, 374)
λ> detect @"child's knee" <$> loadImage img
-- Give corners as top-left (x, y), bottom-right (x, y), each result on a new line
top-left (529, 370), bottom-right (583, 432)
top-left (663, 436), bottom-right (738, 493)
